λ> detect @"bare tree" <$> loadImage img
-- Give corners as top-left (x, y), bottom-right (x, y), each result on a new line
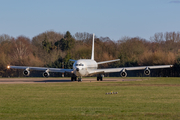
top-left (11, 36), bottom-right (31, 65)
top-left (0, 34), bottom-right (12, 43)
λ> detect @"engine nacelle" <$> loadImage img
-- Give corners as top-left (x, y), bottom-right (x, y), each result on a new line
top-left (120, 71), bottom-right (127, 77)
top-left (23, 70), bottom-right (30, 76)
top-left (144, 68), bottom-right (150, 75)
top-left (43, 72), bottom-right (50, 78)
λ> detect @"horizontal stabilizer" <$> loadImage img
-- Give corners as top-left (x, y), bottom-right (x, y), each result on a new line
top-left (69, 59), bottom-right (76, 62)
top-left (97, 59), bottom-right (120, 64)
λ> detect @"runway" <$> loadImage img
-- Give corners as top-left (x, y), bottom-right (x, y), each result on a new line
top-left (0, 77), bottom-right (147, 84)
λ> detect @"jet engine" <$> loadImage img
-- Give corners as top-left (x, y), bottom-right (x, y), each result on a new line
top-left (120, 69), bottom-right (127, 77)
top-left (23, 70), bottom-right (30, 76)
top-left (43, 71), bottom-right (50, 77)
top-left (144, 68), bottom-right (150, 75)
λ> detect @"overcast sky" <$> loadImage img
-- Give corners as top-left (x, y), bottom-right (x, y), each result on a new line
top-left (0, 0), bottom-right (180, 41)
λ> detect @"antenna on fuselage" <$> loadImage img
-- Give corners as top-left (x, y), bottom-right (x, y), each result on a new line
top-left (91, 33), bottom-right (95, 60)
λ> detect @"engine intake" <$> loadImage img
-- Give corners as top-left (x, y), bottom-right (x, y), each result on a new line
top-left (144, 68), bottom-right (150, 75)
top-left (23, 70), bottom-right (30, 76)
top-left (43, 72), bottom-right (50, 77)
top-left (120, 71), bottom-right (127, 77)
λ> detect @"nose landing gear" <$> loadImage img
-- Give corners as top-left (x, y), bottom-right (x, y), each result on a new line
top-left (71, 74), bottom-right (82, 82)
top-left (78, 77), bottom-right (82, 82)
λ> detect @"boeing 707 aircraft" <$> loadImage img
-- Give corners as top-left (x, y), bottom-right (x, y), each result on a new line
top-left (7, 34), bottom-right (173, 82)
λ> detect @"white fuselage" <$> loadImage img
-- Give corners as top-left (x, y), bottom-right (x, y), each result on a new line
top-left (73, 59), bottom-right (98, 77)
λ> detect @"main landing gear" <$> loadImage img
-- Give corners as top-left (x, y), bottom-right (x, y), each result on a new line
top-left (71, 74), bottom-right (77, 81)
top-left (97, 74), bottom-right (103, 81)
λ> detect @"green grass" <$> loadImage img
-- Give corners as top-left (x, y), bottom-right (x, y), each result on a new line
top-left (0, 77), bottom-right (180, 120)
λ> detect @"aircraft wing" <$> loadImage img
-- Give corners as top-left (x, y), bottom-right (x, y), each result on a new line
top-left (88, 65), bottom-right (173, 75)
top-left (7, 66), bottom-right (73, 73)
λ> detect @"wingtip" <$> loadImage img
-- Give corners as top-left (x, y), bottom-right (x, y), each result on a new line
top-left (7, 65), bottom-right (10, 69)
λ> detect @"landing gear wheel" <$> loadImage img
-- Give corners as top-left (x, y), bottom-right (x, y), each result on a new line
top-left (71, 74), bottom-right (77, 81)
top-left (78, 78), bottom-right (82, 82)
top-left (97, 75), bottom-right (103, 81)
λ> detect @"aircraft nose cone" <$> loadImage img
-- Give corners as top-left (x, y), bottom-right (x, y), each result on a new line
top-left (76, 68), bottom-right (79, 71)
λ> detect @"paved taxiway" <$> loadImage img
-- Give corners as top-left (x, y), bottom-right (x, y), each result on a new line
top-left (0, 77), bottom-right (148, 84)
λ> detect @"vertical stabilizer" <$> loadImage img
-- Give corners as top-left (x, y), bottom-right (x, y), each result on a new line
top-left (91, 33), bottom-right (95, 60)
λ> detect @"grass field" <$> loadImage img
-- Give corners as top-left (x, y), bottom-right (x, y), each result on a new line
top-left (0, 77), bottom-right (180, 120)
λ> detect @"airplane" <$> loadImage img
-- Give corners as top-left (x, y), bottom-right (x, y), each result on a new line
top-left (7, 34), bottom-right (173, 82)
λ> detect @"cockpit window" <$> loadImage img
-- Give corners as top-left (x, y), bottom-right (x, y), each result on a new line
top-left (76, 63), bottom-right (84, 66)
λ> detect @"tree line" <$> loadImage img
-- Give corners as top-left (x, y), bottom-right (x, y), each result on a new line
top-left (0, 31), bottom-right (180, 77)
